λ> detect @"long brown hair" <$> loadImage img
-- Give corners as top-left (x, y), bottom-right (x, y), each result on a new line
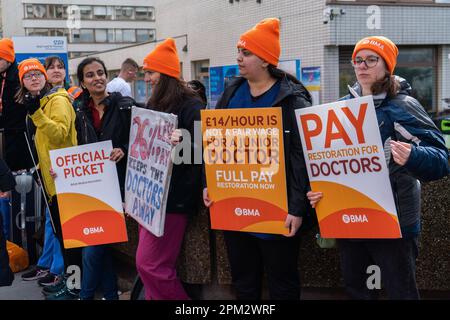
top-left (147, 74), bottom-right (197, 114)
top-left (371, 72), bottom-right (400, 98)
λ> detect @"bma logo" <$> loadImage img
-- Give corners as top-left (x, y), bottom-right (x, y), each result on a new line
top-left (24, 65), bottom-right (40, 72)
top-left (342, 214), bottom-right (369, 224)
top-left (362, 39), bottom-right (384, 50)
top-left (234, 208), bottom-right (260, 217)
top-left (83, 226), bottom-right (105, 235)
top-left (237, 39), bottom-right (247, 48)
top-left (53, 40), bottom-right (64, 46)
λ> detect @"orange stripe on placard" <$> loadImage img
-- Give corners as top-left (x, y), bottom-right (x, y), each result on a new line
top-left (310, 181), bottom-right (396, 222)
top-left (240, 221), bottom-right (288, 235)
top-left (319, 208), bottom-right (401, 238)
top-left (210, 197), bottom-right (287, 234)
top-left (62, 210), bottom-right (128, 249)
top-left (57, 193), bottom-right (120, 224)
top-left (63, 239), bottom-right (87, 249)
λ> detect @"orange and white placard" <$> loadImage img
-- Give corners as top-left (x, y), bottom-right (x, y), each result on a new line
top-left (296, 96), bottom-right (401, 238)
top-left (202, 107), bottom-right (289, 235)
top-left (50, 141), bottom-right (128, 248)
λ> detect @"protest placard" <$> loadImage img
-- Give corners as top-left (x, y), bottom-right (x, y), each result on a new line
top-left (202, 107), bottom-right (289, 235)
top-left (50, 141), bottom-right (128, 248)
top-left (296, 96), bottom-right (401, 238)
top-left (125, 107), bottom-right (177, 237)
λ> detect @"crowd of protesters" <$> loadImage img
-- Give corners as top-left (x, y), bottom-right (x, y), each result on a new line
top-left (0, 17), bottom-right (449, 300)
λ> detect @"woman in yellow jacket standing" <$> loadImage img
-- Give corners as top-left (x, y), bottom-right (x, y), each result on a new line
top-left (15, 58), bottom-right (78, 299)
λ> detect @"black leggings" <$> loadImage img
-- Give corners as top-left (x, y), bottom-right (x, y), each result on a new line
top-left (224, 231), bottom-right (301, 300)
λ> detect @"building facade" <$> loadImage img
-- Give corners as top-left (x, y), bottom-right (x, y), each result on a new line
top-left (68, 0), bottom-right (450, 113)
top-left (1, 0), bottom-right (156, 57)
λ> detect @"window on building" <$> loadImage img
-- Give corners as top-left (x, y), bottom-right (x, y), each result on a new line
top-left (93, 6), bottom-right (112, 20)
top-left (71, 29), bottom-right (81, 43)
top-left (79, 6), bottom-right (93, 19)
top-left (107, 29), bottom-right (115, 43)
top-left (50, 29), bottom-right (65, 37)
top-left (26, 28), bottom-right (49, 36)
top-left (95, 29), bottom-right (108, 43)
top-left (115, 29), bottom-right (123, 42)
top-left (149, 8), bottom-right (155, 20)
top-left (115, 6), bottom-right (134, 20)
top-left (48, 4), bottom-right (56, 19)
top-left (136, 29), bottom-right (155, 42)
top-left (135, 7), bottom-right (154, 20)
top-left (339, 46), bottom-right (437, 112)
top-left (123, 7), bottom-right (134, 19)
top-left (395, 47), bottom-right (436, 112)
top-left (25, 4), bottom-right (34, 18)
top-left (93, 6), bottom-right (106, 18)
top-left (33, 4), bottom-right (48, 18)
top-left (106, 7), bottom-right (114, 20)
top-left (80, 29), bottom-right (94, 42)
top-left (55, 5), bottom-right (68, 19)
top-left (123, 29), bottom-right (136, 42)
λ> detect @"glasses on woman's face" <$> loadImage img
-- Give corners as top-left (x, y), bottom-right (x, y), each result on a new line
top-left (351, 56), bottom-right (380, 69)
top-left (23, 71), bottom-right (45, 80)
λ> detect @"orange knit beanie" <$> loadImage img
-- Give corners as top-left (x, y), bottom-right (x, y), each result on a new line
top-left (0, 38), bottom-right (15, 63)
top-left (18, 58), bottom-right (48, 84)
top-left (143, 38), bottom-right (180, 78)
top-left (237, 18), bottom-right (280, 66)
top-left (352, 36), bottom-right (399, 74)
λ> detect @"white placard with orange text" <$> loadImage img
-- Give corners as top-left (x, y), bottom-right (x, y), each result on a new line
top-left (295, 96), bottom-right (401, 238)
top-left (50, 141), bottom-right (128, 248)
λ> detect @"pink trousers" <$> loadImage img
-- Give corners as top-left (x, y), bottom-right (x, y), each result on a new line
top-left (136, 213), bottom-right (190, 300)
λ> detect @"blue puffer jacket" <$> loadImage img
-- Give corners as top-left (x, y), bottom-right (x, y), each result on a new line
top-left (343, 77), bottom-right (449, 236)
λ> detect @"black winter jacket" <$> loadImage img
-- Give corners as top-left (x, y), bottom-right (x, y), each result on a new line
top-left (75, 92), bottom-right (135, 197)
top-left (214, 76), bottom-right (313, 218)
top-left (0, 61), bottom-right (33, 171)
top-left (160, 96), bottom-right (204, 215)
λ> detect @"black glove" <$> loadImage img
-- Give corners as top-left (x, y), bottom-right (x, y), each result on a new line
top-left (24, 92), bottom-right (41, 115)
top-left (0, 159), bottom-right (16, 192)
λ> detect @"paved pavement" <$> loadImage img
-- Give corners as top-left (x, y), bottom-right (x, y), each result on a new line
top-left (1, 267), bottom-right (448, 300)
top-left (0, 270), bottom-right (45, 300)
top-left (0, 268), bottom-right (132, 300)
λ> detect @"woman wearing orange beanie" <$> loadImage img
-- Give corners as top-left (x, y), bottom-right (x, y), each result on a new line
top-left (135, 38), bottom-right (204, 300)
top-left (202, 18), bottom-right (313, 300)
top-left (15, 58), bottom-right (78, 298)
top-left (307, 36), bottom-right (449, 299)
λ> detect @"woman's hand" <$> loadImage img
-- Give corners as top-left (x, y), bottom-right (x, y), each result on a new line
top-left (110, 148), bottom-right (125, 162)
top-left (284, 214), bottom-right (303, 237)
top-left (203, 188), bottom-right (213, 207)
top-left (307, 191), bottom-right (323, 208)
top-left (170, 129), bottom-right (183, 146)
top-left (49, 168), bottom-right (57, 180)
top-left (390, 140), bottom-right (412, 166)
